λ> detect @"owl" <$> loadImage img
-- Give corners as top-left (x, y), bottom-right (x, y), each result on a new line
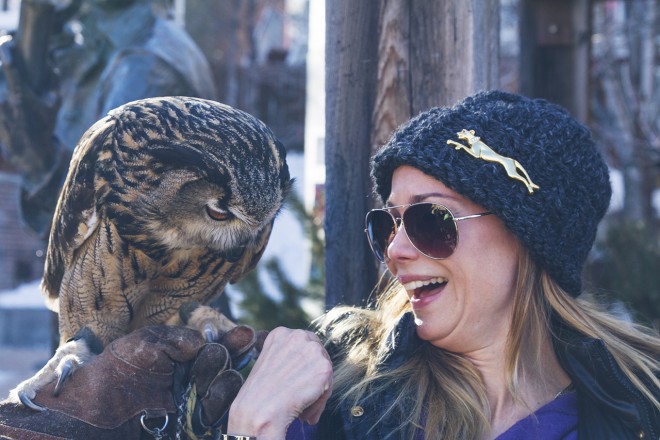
top-left (10, 96), bottom-right (292, 409)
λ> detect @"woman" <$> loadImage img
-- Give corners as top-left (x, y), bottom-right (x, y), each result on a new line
top-left (227, 91), bottom-right (659, 439)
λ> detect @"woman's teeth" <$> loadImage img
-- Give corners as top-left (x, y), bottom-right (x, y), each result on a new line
top-left (402, 276), bottom-right (448, 292)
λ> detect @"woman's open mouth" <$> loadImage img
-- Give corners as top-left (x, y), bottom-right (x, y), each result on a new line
top-left (403, 276), bottom-right (448, 305)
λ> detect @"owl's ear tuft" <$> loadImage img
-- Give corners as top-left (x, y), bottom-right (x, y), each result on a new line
top-left (282, 177), bottom-right (295, 199)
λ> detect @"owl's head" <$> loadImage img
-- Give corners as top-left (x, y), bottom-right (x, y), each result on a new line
top-left (94, 96), bottom-right (293, 258)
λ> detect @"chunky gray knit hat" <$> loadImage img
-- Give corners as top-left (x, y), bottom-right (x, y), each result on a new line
top-left (371, 90), bottom-right (612, 296)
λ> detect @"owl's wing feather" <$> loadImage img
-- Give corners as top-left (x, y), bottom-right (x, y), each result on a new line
top-left (42, 117), bottom-right (116, 310)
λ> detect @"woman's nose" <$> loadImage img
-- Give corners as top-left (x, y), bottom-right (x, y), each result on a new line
top-left (386, 223), bottom-right (419, 262)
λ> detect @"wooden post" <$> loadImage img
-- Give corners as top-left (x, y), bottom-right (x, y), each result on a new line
top-left (409, 0), bottom-right (499, 111)
top-left (325, 0), bottom-right (499, 308)
top-left (325, 1), bottom-right (380, 307)
top-left (374, 0), bottom-right (499, 149)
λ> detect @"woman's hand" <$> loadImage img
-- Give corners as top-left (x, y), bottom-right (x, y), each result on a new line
top-left (227, 327), bottom-right (334, 440)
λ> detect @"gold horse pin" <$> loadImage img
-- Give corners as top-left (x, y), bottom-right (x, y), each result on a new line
top-left (447, 129), bottom-right (540, 194)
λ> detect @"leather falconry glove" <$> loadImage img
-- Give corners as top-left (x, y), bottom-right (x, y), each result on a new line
top-left (0, 325), bottom-right (265, 440)
top-left (180, 325), bottom-right (269, 440)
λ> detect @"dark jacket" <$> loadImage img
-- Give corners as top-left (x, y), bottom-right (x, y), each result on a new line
top-left (552, 318), bottom-right (659, 440)
top-left (316, 312), bottom-right (659, 440)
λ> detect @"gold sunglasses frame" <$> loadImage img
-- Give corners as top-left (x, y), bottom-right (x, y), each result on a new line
top-left (364, 202), bottom-right (492, 262)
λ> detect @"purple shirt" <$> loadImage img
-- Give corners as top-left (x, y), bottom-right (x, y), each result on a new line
top-left (285, 392), bottom-right (578, 440)
top-left (286, 419), bottom-right (318, 440)
top-left (495, 392), bottom-right (578, 440)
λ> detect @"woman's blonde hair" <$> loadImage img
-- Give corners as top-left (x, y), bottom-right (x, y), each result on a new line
top-left (318, 248), bottom-right (660, 439)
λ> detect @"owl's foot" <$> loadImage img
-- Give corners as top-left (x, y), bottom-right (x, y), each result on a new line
top-left (179, 301), bottom-right (237, 342)
top-left (8, 328), bottom-right (101, 411)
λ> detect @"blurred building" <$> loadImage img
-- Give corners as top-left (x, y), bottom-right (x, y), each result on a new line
top-left (0, 0), bottom-right (18, 32)
top-left (0, 170), bottom-right (44, 291)
top-left (185, 0), bottom-right (308, 153)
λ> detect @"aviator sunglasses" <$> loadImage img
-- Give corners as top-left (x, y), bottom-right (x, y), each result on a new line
top-left (364, 202), bottom-right (492, 262)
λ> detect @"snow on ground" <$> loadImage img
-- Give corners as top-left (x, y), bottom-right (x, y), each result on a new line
top-left (0, 280), bottom-right (45, 309)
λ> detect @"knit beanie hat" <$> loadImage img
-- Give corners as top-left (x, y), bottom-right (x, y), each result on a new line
top-left (371, 90), bottom-right (611, 297)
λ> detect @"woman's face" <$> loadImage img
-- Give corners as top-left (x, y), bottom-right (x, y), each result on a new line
top-left (385, 166), bottom-right (520, 353)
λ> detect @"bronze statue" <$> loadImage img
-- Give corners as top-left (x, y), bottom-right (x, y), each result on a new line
top-left (0, 0), bottom-right (217, 234)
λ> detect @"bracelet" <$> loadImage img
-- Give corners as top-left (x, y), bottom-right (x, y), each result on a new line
top-left (221, 435), bottom-right (256, 440)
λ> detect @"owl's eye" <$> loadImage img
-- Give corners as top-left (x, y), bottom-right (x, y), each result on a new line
top-left (205, 205), bottom-right (232, 221)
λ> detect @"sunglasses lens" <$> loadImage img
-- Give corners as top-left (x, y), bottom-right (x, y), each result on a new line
top-left (365, 210), bottom-right (395, 262)
top-left (404, 203), bottom-right (457, 259)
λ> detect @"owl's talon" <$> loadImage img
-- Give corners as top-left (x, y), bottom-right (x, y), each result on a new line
top-left (53, 359), bottom-right (75, 396)
top-left (203, 323), bottom-right (218, 343)
top-left (18, 391), bottom-right (45, 412)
